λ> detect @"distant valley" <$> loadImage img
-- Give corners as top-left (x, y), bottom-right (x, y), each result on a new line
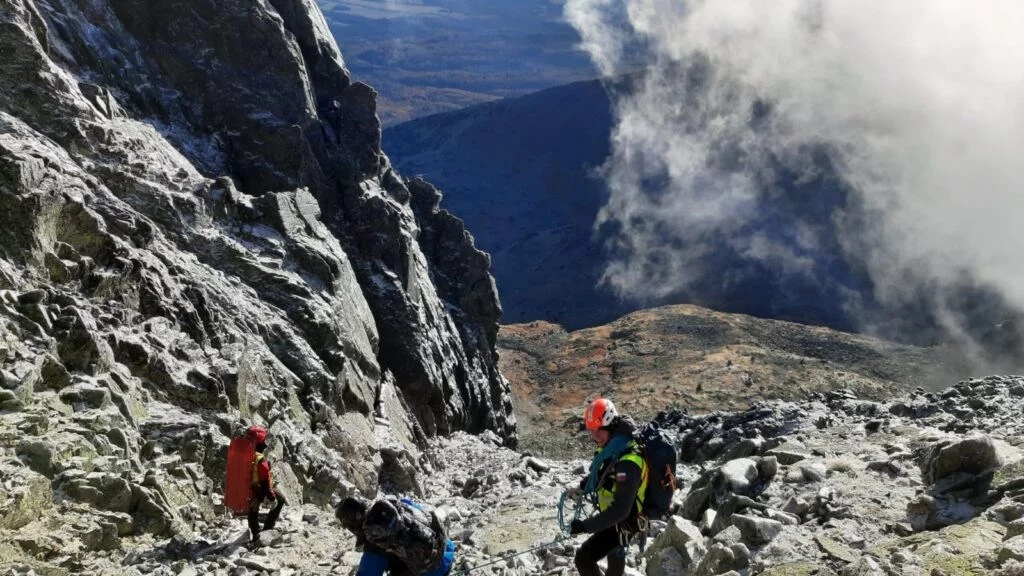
top-left (384, 69), bottom-right (1024, 368)
top-left (384, 76), bottom-right (872, 333)
top-left (384, 79), bottom-right (621, 328)
top-left (318, 0), bottom-right (597, 124)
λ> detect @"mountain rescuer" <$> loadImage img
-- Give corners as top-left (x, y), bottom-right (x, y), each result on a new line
top-left (568, 398), bottom-right (648, 576)
top-left (336, 494), bottom-right (456, 576)
top-left (248, 426), bottom-right (285, 544)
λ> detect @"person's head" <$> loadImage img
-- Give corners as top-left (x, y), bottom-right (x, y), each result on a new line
top-left (336, 495), bottom-right (371, 535)
top-left (247, 425), bottom-right (268, 444)
top-left (246, 425), bottom-right (269, 452)
top-left (584, 398), bottom-right (618, 447)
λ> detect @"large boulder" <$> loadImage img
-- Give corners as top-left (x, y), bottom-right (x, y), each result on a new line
top-left (644, 516), bottom-right (707, 575)
top-left (908, 433), bottom-right (1007, 530)
top-left (679, 456), bottom-right (778, 532)
top-left (731, 514), bottom-right (783, 546)
top-left (919, 433), bottom-right (1002, 485)
top-left (690, 542), bottom-right (748, 576)
top-left (721, 458), bottom-right (760, 493)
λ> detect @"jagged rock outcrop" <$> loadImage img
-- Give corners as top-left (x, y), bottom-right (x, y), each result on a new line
top-left (637, 375), bottom-right (1024, 575)
top-left (0, 0), bottom-right (513, 570)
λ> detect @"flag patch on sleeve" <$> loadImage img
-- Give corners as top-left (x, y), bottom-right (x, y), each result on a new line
top-left (616, 472), bottom-right (626, 482)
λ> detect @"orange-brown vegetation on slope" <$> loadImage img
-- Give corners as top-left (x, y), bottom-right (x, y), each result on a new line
top-left (498, 304), bottom-right (965, 456)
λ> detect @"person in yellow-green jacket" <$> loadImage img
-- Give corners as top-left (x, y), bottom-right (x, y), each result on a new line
top-left (567, 398), bottom-right (648, 576)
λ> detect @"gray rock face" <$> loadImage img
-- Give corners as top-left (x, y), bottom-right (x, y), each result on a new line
top-left (0, 0), bottom-right (513, 567)
top-left (678, 455), bottom-right (778, 536)
top-left (6, 0), bottom-right (513, 441)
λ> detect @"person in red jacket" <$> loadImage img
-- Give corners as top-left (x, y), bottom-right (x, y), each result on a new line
top-left (247, 427), bottom-right (286, 544)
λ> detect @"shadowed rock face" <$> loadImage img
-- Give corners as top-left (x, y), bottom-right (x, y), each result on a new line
top-left (0, 0), bottom-right (513, 563)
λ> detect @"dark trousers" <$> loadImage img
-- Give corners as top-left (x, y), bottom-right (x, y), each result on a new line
top-left (575, 528), bottom-right (627, 576)
top-left (248, 490), bottom-right (286, 539)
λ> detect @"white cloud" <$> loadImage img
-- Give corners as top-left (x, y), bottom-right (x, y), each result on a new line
top-left (567, 0), bottom-right (1024, 338)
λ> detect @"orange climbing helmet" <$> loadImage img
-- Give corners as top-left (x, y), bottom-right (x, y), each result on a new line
top-left (585, 398), bottom-right (618, 431)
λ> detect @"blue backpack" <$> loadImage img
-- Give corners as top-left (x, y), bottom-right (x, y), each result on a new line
top-left (362, 498), bottom-right (449, 575)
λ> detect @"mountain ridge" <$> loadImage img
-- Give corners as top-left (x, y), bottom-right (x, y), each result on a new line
top-left (319, 0), bottom-right (597, 123)
top-left (384, 77), bottom-right (622, 329)
top-left (497, 303), bottom-right (970, 457)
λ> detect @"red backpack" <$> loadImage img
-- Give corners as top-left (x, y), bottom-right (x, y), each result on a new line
top-left (224, 426), bottom-right (267, 514)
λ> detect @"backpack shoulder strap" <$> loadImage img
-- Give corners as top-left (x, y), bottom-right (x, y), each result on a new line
top-left (618, 442), bottom-right (649, 513)
top-left (251, 453), bottom-right (266, 485)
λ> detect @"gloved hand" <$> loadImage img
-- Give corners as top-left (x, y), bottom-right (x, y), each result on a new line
top-left (569, 519), bottom-right (585, 535)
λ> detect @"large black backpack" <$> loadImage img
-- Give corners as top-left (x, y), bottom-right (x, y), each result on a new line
top-left (637, 425), bottom-right (678, 519)
top-left (362, 497), bottom-right (448, 574)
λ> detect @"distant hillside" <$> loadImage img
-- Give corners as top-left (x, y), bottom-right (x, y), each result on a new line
top-left (384, 73), bottom-right (1024, 359)
top-left (498, 304), bottom-right (968, 456)
top-left (319, 0), bottom-right (597, 123)
top-left (384, 77), bottom-right (870, 332)
top-left (384, 79), bottom-right (624, 328)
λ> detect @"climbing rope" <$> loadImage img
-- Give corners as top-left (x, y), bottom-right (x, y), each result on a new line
top-left (450, 535), bottom-right (571, 576)
top-left (556, 490), bottom-right (592, 535)
top-left (450, 491), bottom-right (594, 576)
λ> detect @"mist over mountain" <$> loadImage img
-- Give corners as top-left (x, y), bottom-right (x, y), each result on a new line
top-left (564, 0), bottom-right (1024, 361)
top-left (385, 1), bottom-right (1024, 371)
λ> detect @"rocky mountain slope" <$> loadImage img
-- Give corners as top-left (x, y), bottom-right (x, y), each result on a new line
top-left (632, 374), bottom-right (1024, 576)
top-left (0, 0), bottom-right (514, 571)
top-left (26, 374), bottom-right (1024, 575)
top-left (498, 305), bottom-right (968, 457)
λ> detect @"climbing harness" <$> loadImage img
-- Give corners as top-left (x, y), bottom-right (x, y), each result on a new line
top-left (617, 514), bottom-right (649, 548)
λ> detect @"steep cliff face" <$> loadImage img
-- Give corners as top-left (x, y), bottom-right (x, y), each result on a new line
top-left (0, 0), bottom-right (512, 566)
